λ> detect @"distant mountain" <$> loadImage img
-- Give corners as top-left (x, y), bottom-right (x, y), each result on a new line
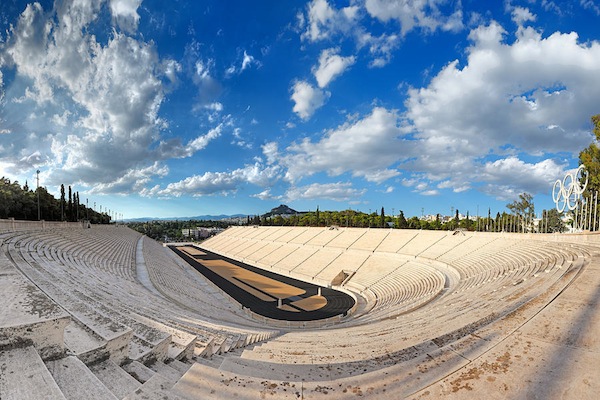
top-left (124, 204), bottom-right (303, 223)
top-left (124, 214), bottom-right (246, 223)
top-left (263, 204), bottom-right (302, 217)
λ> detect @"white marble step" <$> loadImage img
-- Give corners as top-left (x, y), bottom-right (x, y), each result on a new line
top-left (90, 360), bottom-right (141, 399)
top-left (46, 356), bottom-right (118, 400)
top-left (122, 360), bottom-right (156, 384)
top-left (0, 346), bottom-right (66, 400)
top-left (123, 373), bottom-right (185, 400)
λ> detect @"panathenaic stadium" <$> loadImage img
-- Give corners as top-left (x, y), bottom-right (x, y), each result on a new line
top-left (1, 220), bottom-right (599, 399)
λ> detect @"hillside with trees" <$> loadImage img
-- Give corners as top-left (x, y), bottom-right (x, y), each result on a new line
top-left (0, 177), bottom-right (110, 223)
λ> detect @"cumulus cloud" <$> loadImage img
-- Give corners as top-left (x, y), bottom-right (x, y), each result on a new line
top-left (290, 80), bottom-right (329, 120)
top-left (278, 107), bottom-right (404, 183)
top-left (300, 0), bottom-right (400, 67)
top-left (154, 161), bottom-right (281, 197)
top-left (0, 1), bottom-right (222, 194)
top-left (300, 0), bottom-right (463, 69)
top-left (109, 0), bottom-right (142, 33)
top-left (511, 6), bottom-right (536, 26)
top-left (403, 21), bottom-right (600, 192)
top-left (313, 48), bottom-right (356, 88)
top-left (364, 0), bottom-right (464, 36)
top-left (480, 157), bottom-right (565, 200)
top-left (284, 182), bottom-right (366, 202)
top-left (156, 125), bottom-right (222, 159)
top-left (301, 0), bottom-right (359, 42)
top-left (273, 36), bottom-right (595, 198)
top-left (89, 162), bottom-right (169, 195)
top-left (252, 189), bottom-right (277, 201)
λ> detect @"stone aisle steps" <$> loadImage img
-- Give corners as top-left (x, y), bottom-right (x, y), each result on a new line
top-left (46, 356), bottom-right (118, 400)
top-left (0, 346), bottom-right (66, 400)
top-left (90, 360), bottom-right (142, 399)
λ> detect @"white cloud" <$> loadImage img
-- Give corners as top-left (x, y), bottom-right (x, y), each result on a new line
top-left (0, 1), bottom-right (206, 194)
top-left (511, 6), bottom-right (536, 26)
top-left (185, 41), bottom-right (222, 110)
top-left (290, 80), bottom-right (329, 120)
top-left (301, 0), bottom-right (401, 67)
top-left (301, 0), bottom-right (463, 69)
top-left (313, 48), bottom-right (356, 88)
top-left (284, 182), bottom-right (366, 202)
top-left (273, 65), bottom-right (584, 199)
top-left (480, 156), bottom-right (565, 199)
top-left (358, 31), bottom-right (400, 68)
top-left (262, 142), bottom-right (280, 165)
top-left (89, 162), bottom-right (169, 195)
top-left (156, 125), bottom-right (222, 159)
top-left (226, 50), bottom-right (260, 76)
top-left (278, 107), bottom-right (405, 183)
top-left (155, 162), bottom-right (281, 198)
top-left (252, 189), bottom-right (277, 201)
top-left (204, 102), bottom-right (223, 112)
top-left (580, 0), bottom-right (600, 16)
top-left (302, 0), bottom-right (359, 42)
top-left (157, 171), bottom-right (242, 197)
top-left (364, 0), bottom-right (464, 36)
top-left (241, 51), bottom-right (256, 71)
top-left (109, 0), bottom-right (142, 33)
top-left (403, 21), bottom-right (600, 193)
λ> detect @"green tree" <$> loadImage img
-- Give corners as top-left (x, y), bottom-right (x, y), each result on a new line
top-left (68, 186), bottom-right (73, 221)
top-left (579, 114), bottom-right (600, 193)
top-left (60, 184), bottom-right (66, 221)
top-left (380, 207), bottom-right (385, 228)
top-left (542, 208), bottom-right (565, 233)
top-left (407, 216), bottom-right (420, 229)
top-left (507, 193), bottom-right (535, 232)
top-left (460, 211), bottom-right (471, 230)
top-left (433, 213), bottom-right (441, 230)
top-left (397, 210), bottom-right (408, 228)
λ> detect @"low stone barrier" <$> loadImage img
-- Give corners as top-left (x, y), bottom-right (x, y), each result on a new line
top-left (0, 218), bottom-right (89, 232)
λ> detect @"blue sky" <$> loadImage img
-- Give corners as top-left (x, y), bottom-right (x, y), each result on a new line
top-left (1, 0), bottom-right (599, 219)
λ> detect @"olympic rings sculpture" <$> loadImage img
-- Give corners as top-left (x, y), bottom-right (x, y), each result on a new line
top-left (552, 165), bottom-right (588, 212)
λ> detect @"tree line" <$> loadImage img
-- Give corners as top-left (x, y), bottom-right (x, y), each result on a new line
top-left (244, 203), bottom-right (565, 233)
top-left (128, 220), bottom-right (229, 241)
top-left (0, 177), bottom-right (111, 223)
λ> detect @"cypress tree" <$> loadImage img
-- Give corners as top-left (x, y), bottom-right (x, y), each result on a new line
top-left (60, 184), bottom-right (66, 221)
top-left (68, 186), bottom-right (73, 221)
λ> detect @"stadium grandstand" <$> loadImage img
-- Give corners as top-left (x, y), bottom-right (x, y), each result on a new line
top-left (1, 220), bottom-right (598, 399)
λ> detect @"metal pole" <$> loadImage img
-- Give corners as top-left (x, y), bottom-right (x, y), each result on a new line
top-left (36, 170), bottom-right (40, 221)
top-left (594, 192), bottom-right (598, 231)
top-left (587, 195), bottom-right (592, 230)
top-left (583, 200), bottom-right (587, 230)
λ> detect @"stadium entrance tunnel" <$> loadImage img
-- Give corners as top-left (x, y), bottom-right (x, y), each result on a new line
top-left (169, 245), bottom-right (356, 321)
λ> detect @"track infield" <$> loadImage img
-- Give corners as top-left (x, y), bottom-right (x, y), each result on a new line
top-left (169, 245), bottom-right (355, 321)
